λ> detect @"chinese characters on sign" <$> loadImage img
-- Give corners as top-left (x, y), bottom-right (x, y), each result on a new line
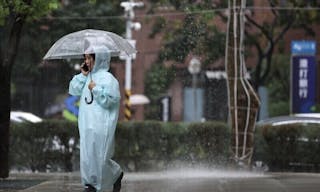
top-left (298, 59), bottom-right (308, 99)
top-left (291, 40), bottom-right (317, 114)
top-left (291, 56), bottom-right (317, 113)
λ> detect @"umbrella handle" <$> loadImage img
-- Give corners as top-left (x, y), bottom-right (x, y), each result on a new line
top-left (85, 91), bottom-right (94, 104)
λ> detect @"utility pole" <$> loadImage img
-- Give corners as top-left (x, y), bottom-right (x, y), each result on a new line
top-left (120, 0), bottom-right (143, 121)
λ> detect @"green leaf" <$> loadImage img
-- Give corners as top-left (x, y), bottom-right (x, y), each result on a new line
top-left (0, 5), bottom-right (9, 25)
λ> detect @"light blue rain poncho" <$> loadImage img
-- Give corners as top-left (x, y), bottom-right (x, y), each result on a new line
top-left (69, 46), bottom-right (122, 192)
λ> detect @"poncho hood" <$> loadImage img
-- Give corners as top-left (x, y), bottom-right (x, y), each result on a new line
top-left (85, 45), bottom-right (111, 73)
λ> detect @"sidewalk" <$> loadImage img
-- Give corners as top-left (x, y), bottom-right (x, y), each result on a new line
top-left (2, 172), bottom-right (82, 192)
top-left (2, 170), bottom-right (320, 192)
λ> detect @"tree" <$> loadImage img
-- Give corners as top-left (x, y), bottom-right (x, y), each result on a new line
top-left (0, 0), bottom-right (59, 178)
top-left (146, 0), bottom-right (320, 98)
top-left (216, 0), bottom-right (320, 88)
top-left (266, 54), bottom-right (291, 116)
top-left (225, 0), bottom-right (260, 166)
top-left (247, 0), bottom-right (320, 88)
top-left (144, 64), bottom-right (175, 120)
top-left (208, 0), bottom-right (320, 166)
top-left (148, 1), bottom-right (225, 66)
top-left (145, 1), bottom-right (226, 119)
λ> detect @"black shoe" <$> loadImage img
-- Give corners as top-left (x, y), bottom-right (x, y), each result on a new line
top-left (84, 184), bottom-right (96, 192)
top-left (113, 172), bottom-right (124, 192)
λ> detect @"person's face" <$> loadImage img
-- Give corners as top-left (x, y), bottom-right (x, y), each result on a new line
top-left (84, 54), bottom-right (94, 71)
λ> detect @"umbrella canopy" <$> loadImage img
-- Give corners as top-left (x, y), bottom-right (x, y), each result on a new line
top-left (43, 29), bottom-right (136, 60)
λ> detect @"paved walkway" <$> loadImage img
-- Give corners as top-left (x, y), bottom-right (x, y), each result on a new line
top-left (2, 170), bottom-right (320, 192)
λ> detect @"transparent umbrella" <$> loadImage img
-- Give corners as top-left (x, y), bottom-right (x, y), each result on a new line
top-left (43, 29), bottom-right (136, 60)
top-left (43, 29), bottom-right (136, 104)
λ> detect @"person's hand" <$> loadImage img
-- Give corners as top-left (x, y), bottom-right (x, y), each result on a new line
top-left (80, 63), bottom-right (89, 76)
top-left (88, 80), bottom-right (96, 90)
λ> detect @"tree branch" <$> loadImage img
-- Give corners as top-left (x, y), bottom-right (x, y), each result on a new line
top-left (268, 0), bottom-right (278, 17)
top-left (273, 18), bottom-right (295, 45)
top-left (245, 15), bottom-right (272, 42)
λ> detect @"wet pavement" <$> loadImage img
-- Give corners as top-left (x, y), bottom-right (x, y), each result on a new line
top-left (2, 170), bottom-right (320, 192)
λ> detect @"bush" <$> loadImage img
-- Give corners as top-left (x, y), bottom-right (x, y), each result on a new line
top-left (10, 120), bottom-right (79, 172)
top-left (12, 120), bottom-right (320, 172)
top-left (10, 120), bottom-right (231, 172)
top-left (115, 121), bottom-right (231, 171)
top-left (253, 123), bottom-right (320, 172)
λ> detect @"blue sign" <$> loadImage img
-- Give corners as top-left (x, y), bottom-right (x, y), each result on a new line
top-left (291, 55), bottom-right (317, 113)
top-left (291, 41), bottom-right (316, 55)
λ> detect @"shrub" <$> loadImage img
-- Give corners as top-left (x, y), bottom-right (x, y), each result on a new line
top-left (10, 120), bottom-right (230, 172)
top-left (253, 123), bottom-right (320, 172)
top-left (10, 120), bottom-right (78, 172)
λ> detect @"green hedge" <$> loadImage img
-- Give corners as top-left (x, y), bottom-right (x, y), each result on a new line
top-left (12, 120), bottom-right (320, 172)
top-left (9, 120), bottom-right (231, 172)
top-left (10, 120), bottom-right (79, 172)
top-left (253, 123), bottom-right (320, 172)
top-left (116, 121), bottom-right (231, 171)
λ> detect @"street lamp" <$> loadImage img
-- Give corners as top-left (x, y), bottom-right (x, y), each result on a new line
top-left (188, 57), bottom-right (201, 122)
top-left (120, 0), bottom-right (144, 121)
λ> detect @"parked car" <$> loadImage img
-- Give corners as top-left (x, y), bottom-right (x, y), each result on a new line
top-left (10, 111), bottom-right (43, 123)
top-left (257, 113), bottom-right (320, 126)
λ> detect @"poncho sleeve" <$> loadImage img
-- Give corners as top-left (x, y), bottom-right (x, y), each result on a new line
top-left (91, 74), bottom-right (120, 109)
top-left (69, 73), bottom-right (87, 96)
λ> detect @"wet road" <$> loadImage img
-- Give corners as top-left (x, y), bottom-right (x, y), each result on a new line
top-left (123, 171), bottom-right (320, 192)
top-left (6, 170), bottom-right (320, 192)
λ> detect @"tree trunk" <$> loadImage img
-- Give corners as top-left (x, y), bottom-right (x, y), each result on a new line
top-left (225, 0), bottom-right (260, 167)
top-left (0, 65), bottom-right (11, 178)
top-left (0, 13), bottom-right (25, 178)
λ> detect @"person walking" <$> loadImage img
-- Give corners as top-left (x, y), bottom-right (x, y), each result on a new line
top-left (69, 45), bottom-right (123, 192)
